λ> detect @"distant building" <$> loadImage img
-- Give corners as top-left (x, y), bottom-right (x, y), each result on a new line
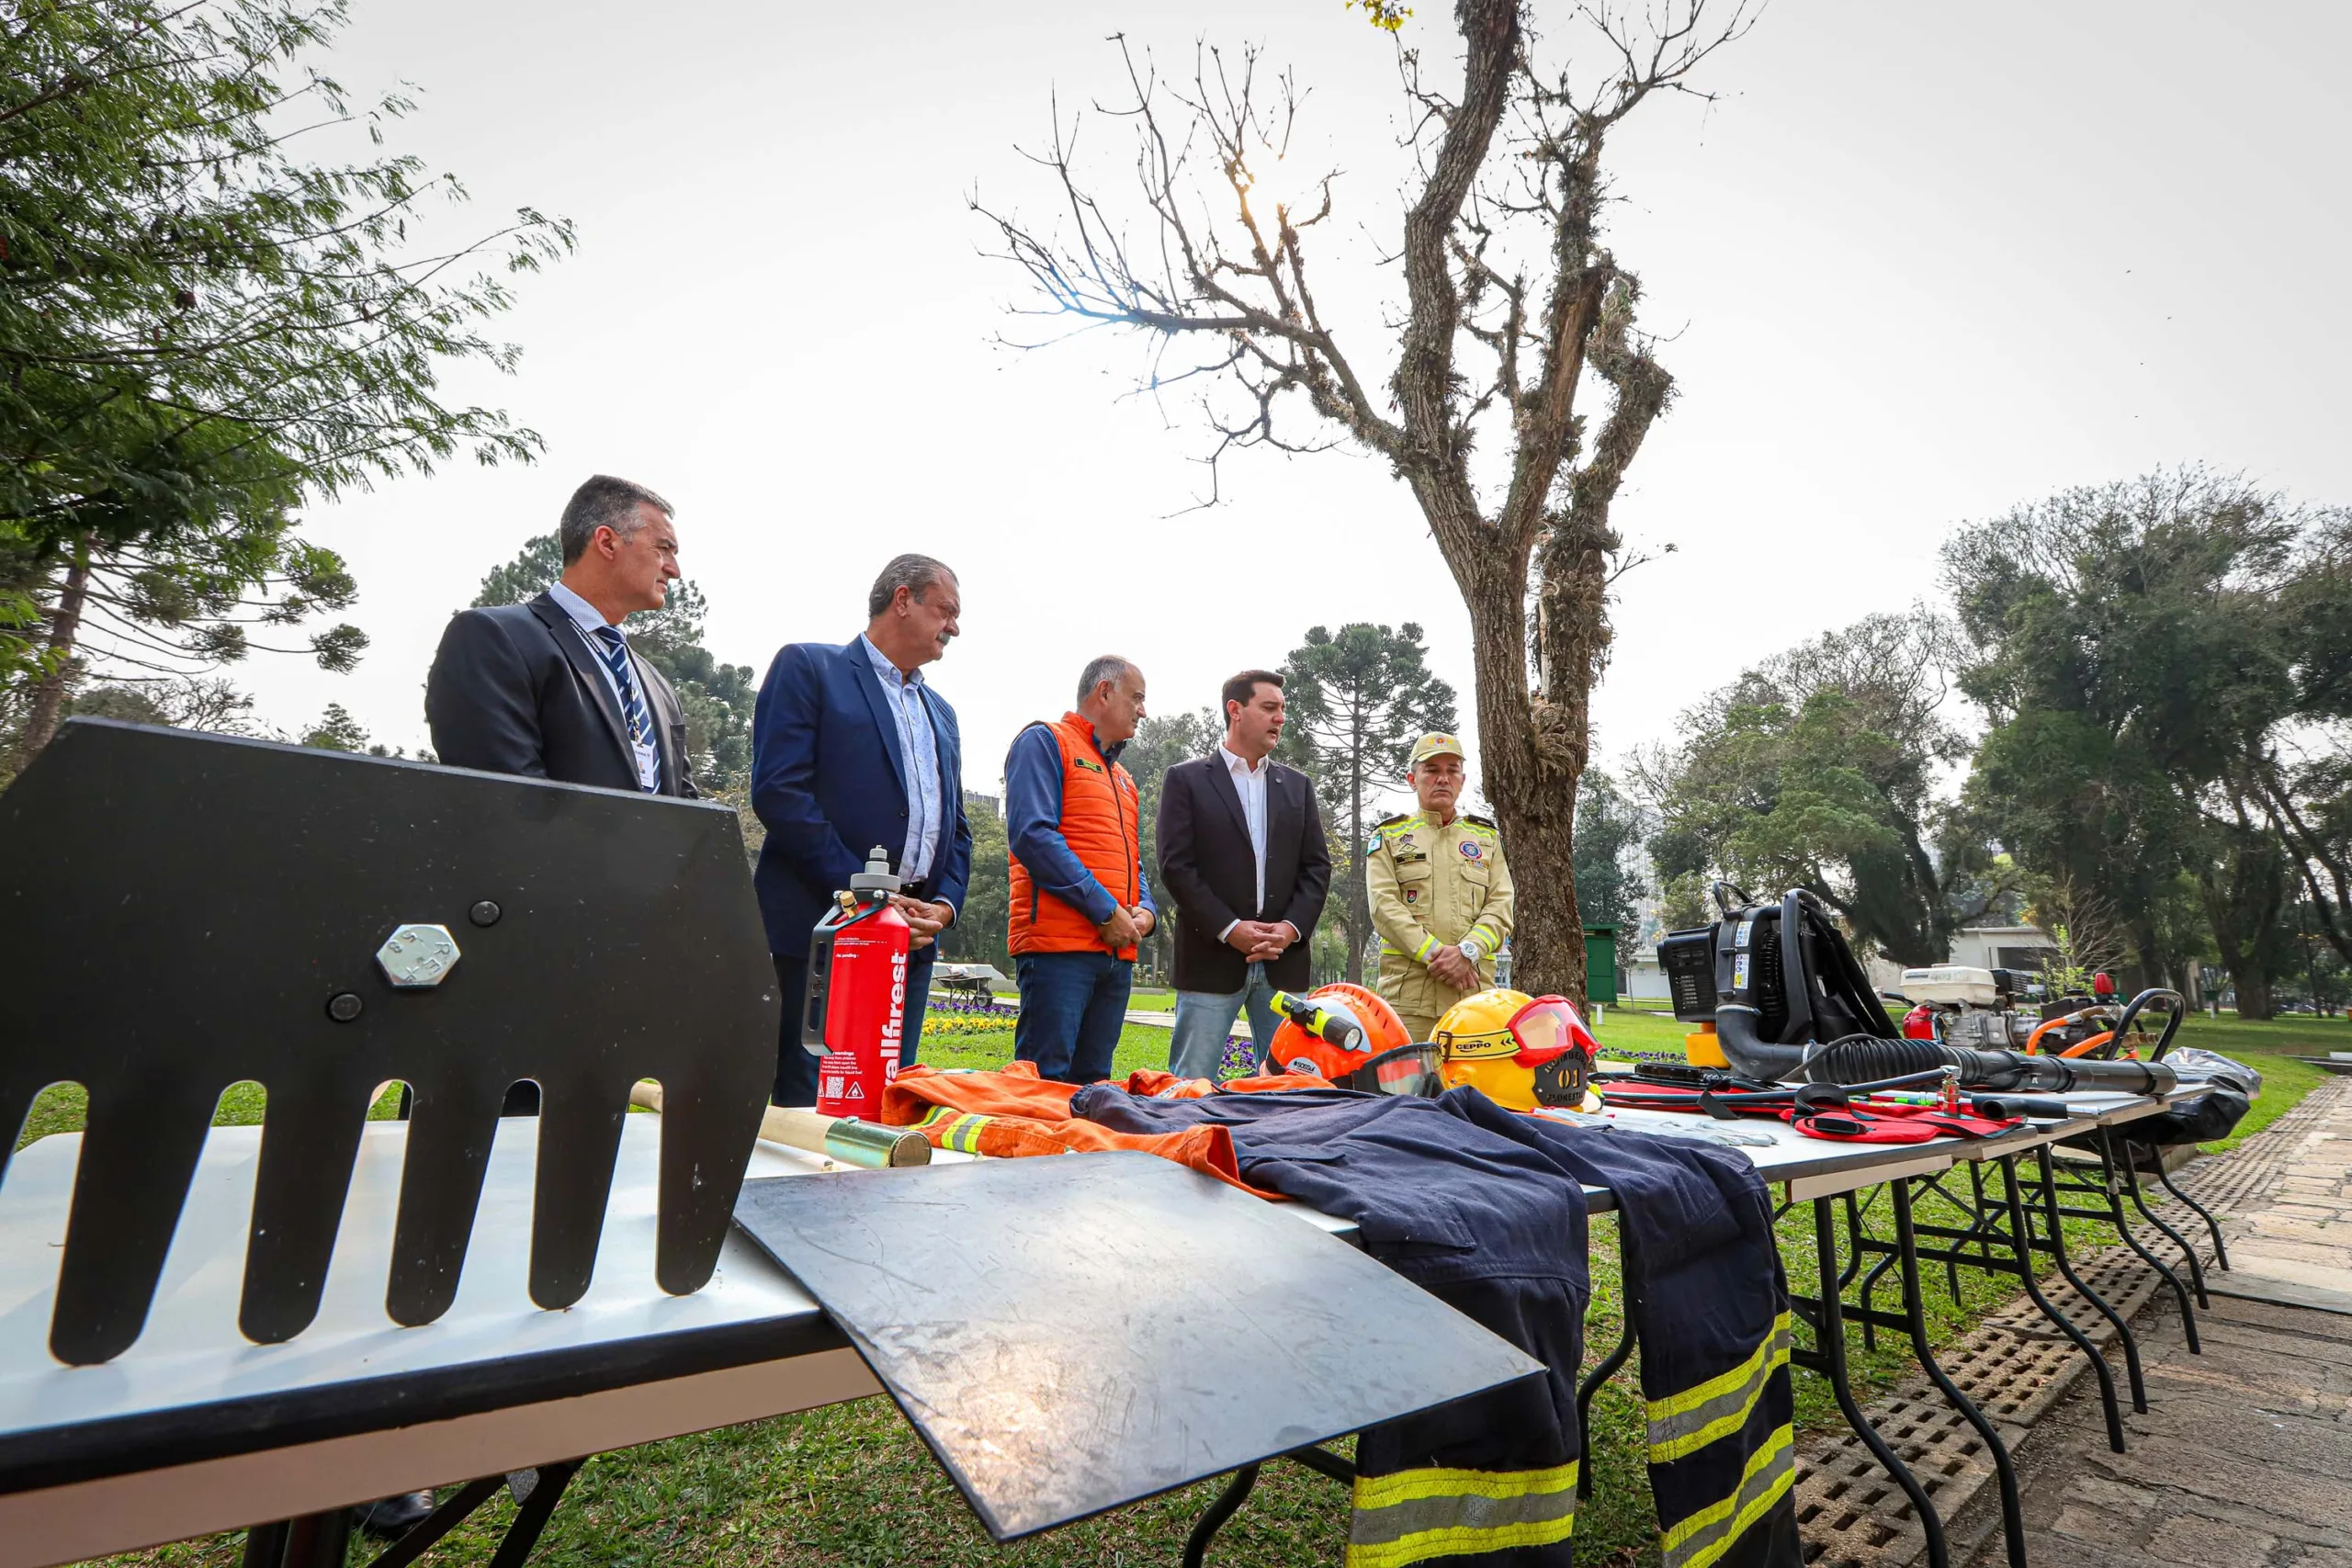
top-left (966, 790), bottom-right (1001, 819)
top-left (1943, 925), bottom-right (2060, 973)
top-left (1624, 923), bottom-right (2064, 1006)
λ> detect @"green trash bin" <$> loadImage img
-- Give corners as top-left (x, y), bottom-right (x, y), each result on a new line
top-left (1583, 926), bottom-right (1617, 1010)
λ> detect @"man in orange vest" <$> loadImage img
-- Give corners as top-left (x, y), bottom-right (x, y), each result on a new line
top-left (1004, 656), bottom-right (1159, 1083)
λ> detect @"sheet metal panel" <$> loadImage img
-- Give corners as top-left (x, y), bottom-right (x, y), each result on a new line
top-left (734, 1151), bottom-right (1544, 1540)
top-left (0, 720), bottom-right (775, 1364)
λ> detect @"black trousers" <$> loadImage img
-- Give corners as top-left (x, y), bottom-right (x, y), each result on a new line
top-left (771, 946), bottom-right (934, 1107)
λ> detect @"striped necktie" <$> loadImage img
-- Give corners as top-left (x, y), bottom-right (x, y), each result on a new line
top-left (591, 625), bottom-right (656, 774)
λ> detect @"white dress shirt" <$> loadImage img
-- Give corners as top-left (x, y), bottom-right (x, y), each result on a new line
top-left (548, 581), bottom-right (660, 792)
top-left (859, 634), bottom-right (944, 886)
top-left (1217, 745), bottom-right (1294, 942)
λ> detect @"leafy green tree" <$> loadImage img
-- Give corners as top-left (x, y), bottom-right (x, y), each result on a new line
top-left (34, 673), bottom-right (255, 734)
top-left (1945, 468), bottom-right (2312, 990)
top-left (300, 701), bottom-right (368, 752)
top-left (2258, 511), bottom-right (2352, 969)
top-left (2, 0), bottom-right (571, 760)
top-left (1282, 624), bottom-right (1456, 984)
top-left (467, 534), bottom-right (755, 791)
top-left (938, 796), bottom-right (1011, 971)
top-left (2195, 802), bottom-right (2295, 1018)
top-left (1641, 613), bottom-right (1996, 966)
top-left (1573, 769), bottom-right (1645, 982)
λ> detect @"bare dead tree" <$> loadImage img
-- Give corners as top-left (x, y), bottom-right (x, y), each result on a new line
top-left (974, 1), bottom-right (1754, 1005)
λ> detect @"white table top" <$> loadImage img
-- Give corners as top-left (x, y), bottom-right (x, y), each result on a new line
top-left (1566, 1083), bottom-right (2199, 1196)
top-left (0, 1116), bottom-right (843, 1487)
top-left (0, 1080), bottom-right (2194, 1491)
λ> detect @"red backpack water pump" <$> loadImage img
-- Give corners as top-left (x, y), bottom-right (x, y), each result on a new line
top-left (801, 845), bottom-right (911, 1118)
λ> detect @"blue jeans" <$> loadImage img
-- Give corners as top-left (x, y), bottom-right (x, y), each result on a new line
top-left (1168, 962), bottom-right (1283, 1081)
top-left (1014, 951), bottom-right (1134, 1084)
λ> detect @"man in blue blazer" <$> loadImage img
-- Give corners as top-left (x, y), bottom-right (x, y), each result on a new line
top-left (752, 555), bottom-right (972, 1106)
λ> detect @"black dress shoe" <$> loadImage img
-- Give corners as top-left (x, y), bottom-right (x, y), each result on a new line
top-left (351, 1490), bottom-right (435, 1537)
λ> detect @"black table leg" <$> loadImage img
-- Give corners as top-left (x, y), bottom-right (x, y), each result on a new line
top-left (241, 1511), bottom-right (348, 1568)
top-left (2092, 1131), bottom-right (2204, 1343)
top-left (486, 1457), bottom-right (581, 1568)
top-left (1796, 1195), bottom-right (1950, 1568)
top-left (1284, 1444), bottom-right (1358, 1486)
top-left (279, 1509), bottom-right (351, 1568)
top-left (2114, 1138), bottom-right (2211, 1308)
top-left (367, 1477), bottom-right (505, 1568)
top-left (1893, 1180), bottom-right (2025, 1568)
top-left (1575, 1309), bottom-right (1635, 1502)
top-left (1856, 1189), bottom-right (1901, 1357)
top-left (1182, 1463), bottom-right (1262, 1568)
top-left (1998, 1153), bottom-right (2126, 1453)
top-left (2152, 1149), bottom-right (2230, 1270)
top-left (240, 1521), bottom-right (288, 1568)
top-left (2031, 1147), bottom-right (2147, 1413)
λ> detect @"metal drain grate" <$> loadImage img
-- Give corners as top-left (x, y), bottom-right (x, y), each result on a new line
top-left (1792, 1078), bottom-right (2352, 1568)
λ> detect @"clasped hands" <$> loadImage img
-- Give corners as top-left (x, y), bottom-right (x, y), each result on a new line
top-left (1426, 943), bottom-right (1482, 991)
top-left (1097, 903), bottom-right (1157, 949)
top-left (1223, 919), bottom-right (1296, 963)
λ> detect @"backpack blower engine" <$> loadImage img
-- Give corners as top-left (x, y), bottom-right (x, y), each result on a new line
top-left (1656, 886), bottom-right (2177, 1100)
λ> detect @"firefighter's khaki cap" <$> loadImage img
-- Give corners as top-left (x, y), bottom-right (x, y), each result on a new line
top-left (1408, 732), bottom-right (1465, 766)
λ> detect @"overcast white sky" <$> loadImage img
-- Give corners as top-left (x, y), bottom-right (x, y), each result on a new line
top-left (232, 0), bottom-right (2352, 805)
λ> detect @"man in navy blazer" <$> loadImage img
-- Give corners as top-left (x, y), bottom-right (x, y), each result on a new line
top-left (752, 555), bottom-right (972, 1106)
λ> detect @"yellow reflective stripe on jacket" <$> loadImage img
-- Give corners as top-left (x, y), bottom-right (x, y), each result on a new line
top-left (914, 1105), bottom-right (991, 1155)
top-left (1645, 1312), bottom-right (1793, 1463)
top-left (1657, 1424), bottom-right (1795, 1568)
top-left (1346, 1461), bottom-right (1577, 1568)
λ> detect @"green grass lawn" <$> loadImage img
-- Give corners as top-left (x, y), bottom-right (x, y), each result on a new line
top-left (23, 1006), bottom-right (2336, 1568)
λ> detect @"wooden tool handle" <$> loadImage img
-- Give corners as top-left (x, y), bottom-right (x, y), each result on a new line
top-left (628, 1082), bottom-right (931, 1168)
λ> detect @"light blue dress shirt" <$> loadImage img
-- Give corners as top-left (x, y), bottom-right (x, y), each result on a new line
top-left (549, 581), bottom-right (659, 792)
top-left (860, 634), bottom-right (943, 885)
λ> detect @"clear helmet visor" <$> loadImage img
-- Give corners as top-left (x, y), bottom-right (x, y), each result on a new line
top-left (1509, 996), bottom-right (1597, 1059)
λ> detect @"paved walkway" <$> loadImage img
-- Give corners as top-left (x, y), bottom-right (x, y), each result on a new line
top-left (1970, 1291), bottom-right (2352, 1568)
top-left (1959, 1077), bottom-right (2352, 1568)
top-left (2208, 1096), bottom-right (2352, 1314)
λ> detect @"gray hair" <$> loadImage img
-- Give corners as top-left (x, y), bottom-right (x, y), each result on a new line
top-left (1076, 655), bottom-right (1136, 707)
top-left (866, 554), bottom-right (956, 618)
top-left (559, 475), bottom-right (673, 564)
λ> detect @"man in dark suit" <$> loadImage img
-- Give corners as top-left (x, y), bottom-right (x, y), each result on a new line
top-left (752, 555), bottom-right (972, 1106)
top-left (424, 478), bottom-right (696, 1114)
top-left (1156, 669), bottom-right (1331, 1080)
top-left (425, 475), bottom-right (697, 799)
top-left (405, 473), bottom-right (695, 1537)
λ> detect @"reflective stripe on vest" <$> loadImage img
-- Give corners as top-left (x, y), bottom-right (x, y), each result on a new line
top-left (1646, 1312), bottom-right (1793, 1463)
top-left (1345, 1459), bottom-right (1578, 1568)
top-left (915, 1105), bottom-right (992, 1155)
top-left (1657, 1423), bottom-right (1795, 1568)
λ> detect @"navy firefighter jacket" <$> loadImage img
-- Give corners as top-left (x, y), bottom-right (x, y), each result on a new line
top-left (1069, 1083), bottom-right (1803, 1568)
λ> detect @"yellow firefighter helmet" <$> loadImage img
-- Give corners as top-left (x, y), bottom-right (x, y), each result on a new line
top-left (1432, 988), bottom-right (1600, 1112)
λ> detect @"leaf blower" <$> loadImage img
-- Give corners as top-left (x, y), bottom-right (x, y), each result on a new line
top-left (1655, 886), bottom-right (2177, 1097)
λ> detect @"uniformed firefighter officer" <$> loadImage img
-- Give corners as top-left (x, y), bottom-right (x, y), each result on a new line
top-left (1366, 732), bottom-right (1516, 1043)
